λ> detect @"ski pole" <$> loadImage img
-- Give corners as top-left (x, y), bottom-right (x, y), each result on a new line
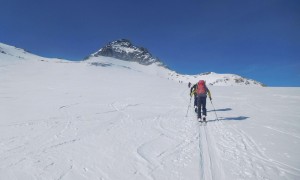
top-left (210, 99), bottom-right (219, 121)
top-left (185, 96), bottom-right (192, 117)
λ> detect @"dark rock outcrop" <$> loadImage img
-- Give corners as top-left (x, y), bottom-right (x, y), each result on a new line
top-left (89, 39), bottom-right (164, 66)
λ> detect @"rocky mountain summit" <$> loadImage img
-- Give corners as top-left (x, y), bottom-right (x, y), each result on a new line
top-left (89, 39), bottom-right (164, 66)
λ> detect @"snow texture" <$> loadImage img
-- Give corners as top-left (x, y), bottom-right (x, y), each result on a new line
top-left (0, 42), bottom-right (300, 180)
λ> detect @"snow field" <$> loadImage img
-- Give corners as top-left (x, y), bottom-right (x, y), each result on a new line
top-left (0, 55), bottom-right (300, 180)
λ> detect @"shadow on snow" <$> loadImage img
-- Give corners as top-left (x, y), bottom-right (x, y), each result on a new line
top-left (218, 116), bottom-right (249, 121)
top-left (192, 107), bottom-right (249, 122)
top-left (207, 108), bottom-right (232, 112)
top-left (206, 116), bottom-right (249, 122)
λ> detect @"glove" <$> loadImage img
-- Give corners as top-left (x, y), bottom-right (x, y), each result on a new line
top-left (209, 97), bottom-right (212, 101)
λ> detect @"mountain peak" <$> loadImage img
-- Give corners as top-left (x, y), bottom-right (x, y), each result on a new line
top-left (110, 39), bottom-right (132, 47)
top-left (89, 39), bottom-right (164, 66)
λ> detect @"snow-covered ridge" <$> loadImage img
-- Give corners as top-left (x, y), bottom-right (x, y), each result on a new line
top-left (0, 41), bottom-right (265, 86)
top-left (85, 56), bottom-right (264, 86)
top-left (168, 71), bottom-right (265, 87)
top-left (0, 42), bottom-right (72, 63)
top-left (0, 42), bottom-right (34, 59)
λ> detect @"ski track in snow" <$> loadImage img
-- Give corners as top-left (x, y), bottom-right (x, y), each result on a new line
top-left (206, 118), bottom-right (300, 180)
top-left (264, 126), bottom-right (300, 140)
top-left (187, 86), bottom-right (300, 180)
top-left (135, 113), bottom-right (193, 179)
top-left (198, 123), bottom-right (225, 180)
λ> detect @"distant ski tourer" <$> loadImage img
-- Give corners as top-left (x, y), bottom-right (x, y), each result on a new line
top-left (190, 83), bottom-right (198, 112)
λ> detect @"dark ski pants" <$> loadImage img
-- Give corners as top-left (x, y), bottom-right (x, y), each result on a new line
top-left (193, 96), bottom-right (198, 107)
top-left (197, 96), bottom-right (207, 118)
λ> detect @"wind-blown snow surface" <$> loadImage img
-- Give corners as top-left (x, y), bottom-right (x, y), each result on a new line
top-left (1, 48), bottom-right (300, 180)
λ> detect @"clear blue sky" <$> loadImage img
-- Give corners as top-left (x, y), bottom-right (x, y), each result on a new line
top-left (1, 0), bottom-right (299, 86)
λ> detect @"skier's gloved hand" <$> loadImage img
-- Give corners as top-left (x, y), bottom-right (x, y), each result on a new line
top-left (210, 97), bottom-right (212, 101)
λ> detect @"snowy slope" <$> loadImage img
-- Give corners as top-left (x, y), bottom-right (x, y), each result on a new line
top-left (168, 71), bottom-right (265, 86)
top-left (86, 39), bottom-right (264, 87)
top-left (1, 43), bottom-right (300, 180)
top-left (85, 56), bottom-right (264, 87)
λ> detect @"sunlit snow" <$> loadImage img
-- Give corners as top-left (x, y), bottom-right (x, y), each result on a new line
top-left (1, 43), bottom-right (299, 180)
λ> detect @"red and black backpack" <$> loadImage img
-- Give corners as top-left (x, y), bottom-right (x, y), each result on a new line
top-left (196, 80), bottom-right (206, 95)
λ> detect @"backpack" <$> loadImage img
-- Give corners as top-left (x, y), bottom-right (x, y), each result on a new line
top-left (196, 80), bottom-right (206, 95)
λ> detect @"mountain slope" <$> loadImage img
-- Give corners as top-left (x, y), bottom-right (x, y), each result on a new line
top-left (169, 71), bottom-right (265, 86)
top-left (86, 39), bottom-right (264, 87)
top-left (0, 42), bottom-right (71, 63)
top-left (0, 48), bottom-right (300, 180)
top-left (0, 41), bottom-right (264, 86)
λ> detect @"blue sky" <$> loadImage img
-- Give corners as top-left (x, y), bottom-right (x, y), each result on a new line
top-left (0, 0), bottom-right (299, 86)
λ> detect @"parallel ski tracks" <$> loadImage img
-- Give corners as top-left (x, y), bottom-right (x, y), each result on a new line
top-left (198, 119), bottom-right (225, 180)
top-left (198, 125), bottom-right (213, 180)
